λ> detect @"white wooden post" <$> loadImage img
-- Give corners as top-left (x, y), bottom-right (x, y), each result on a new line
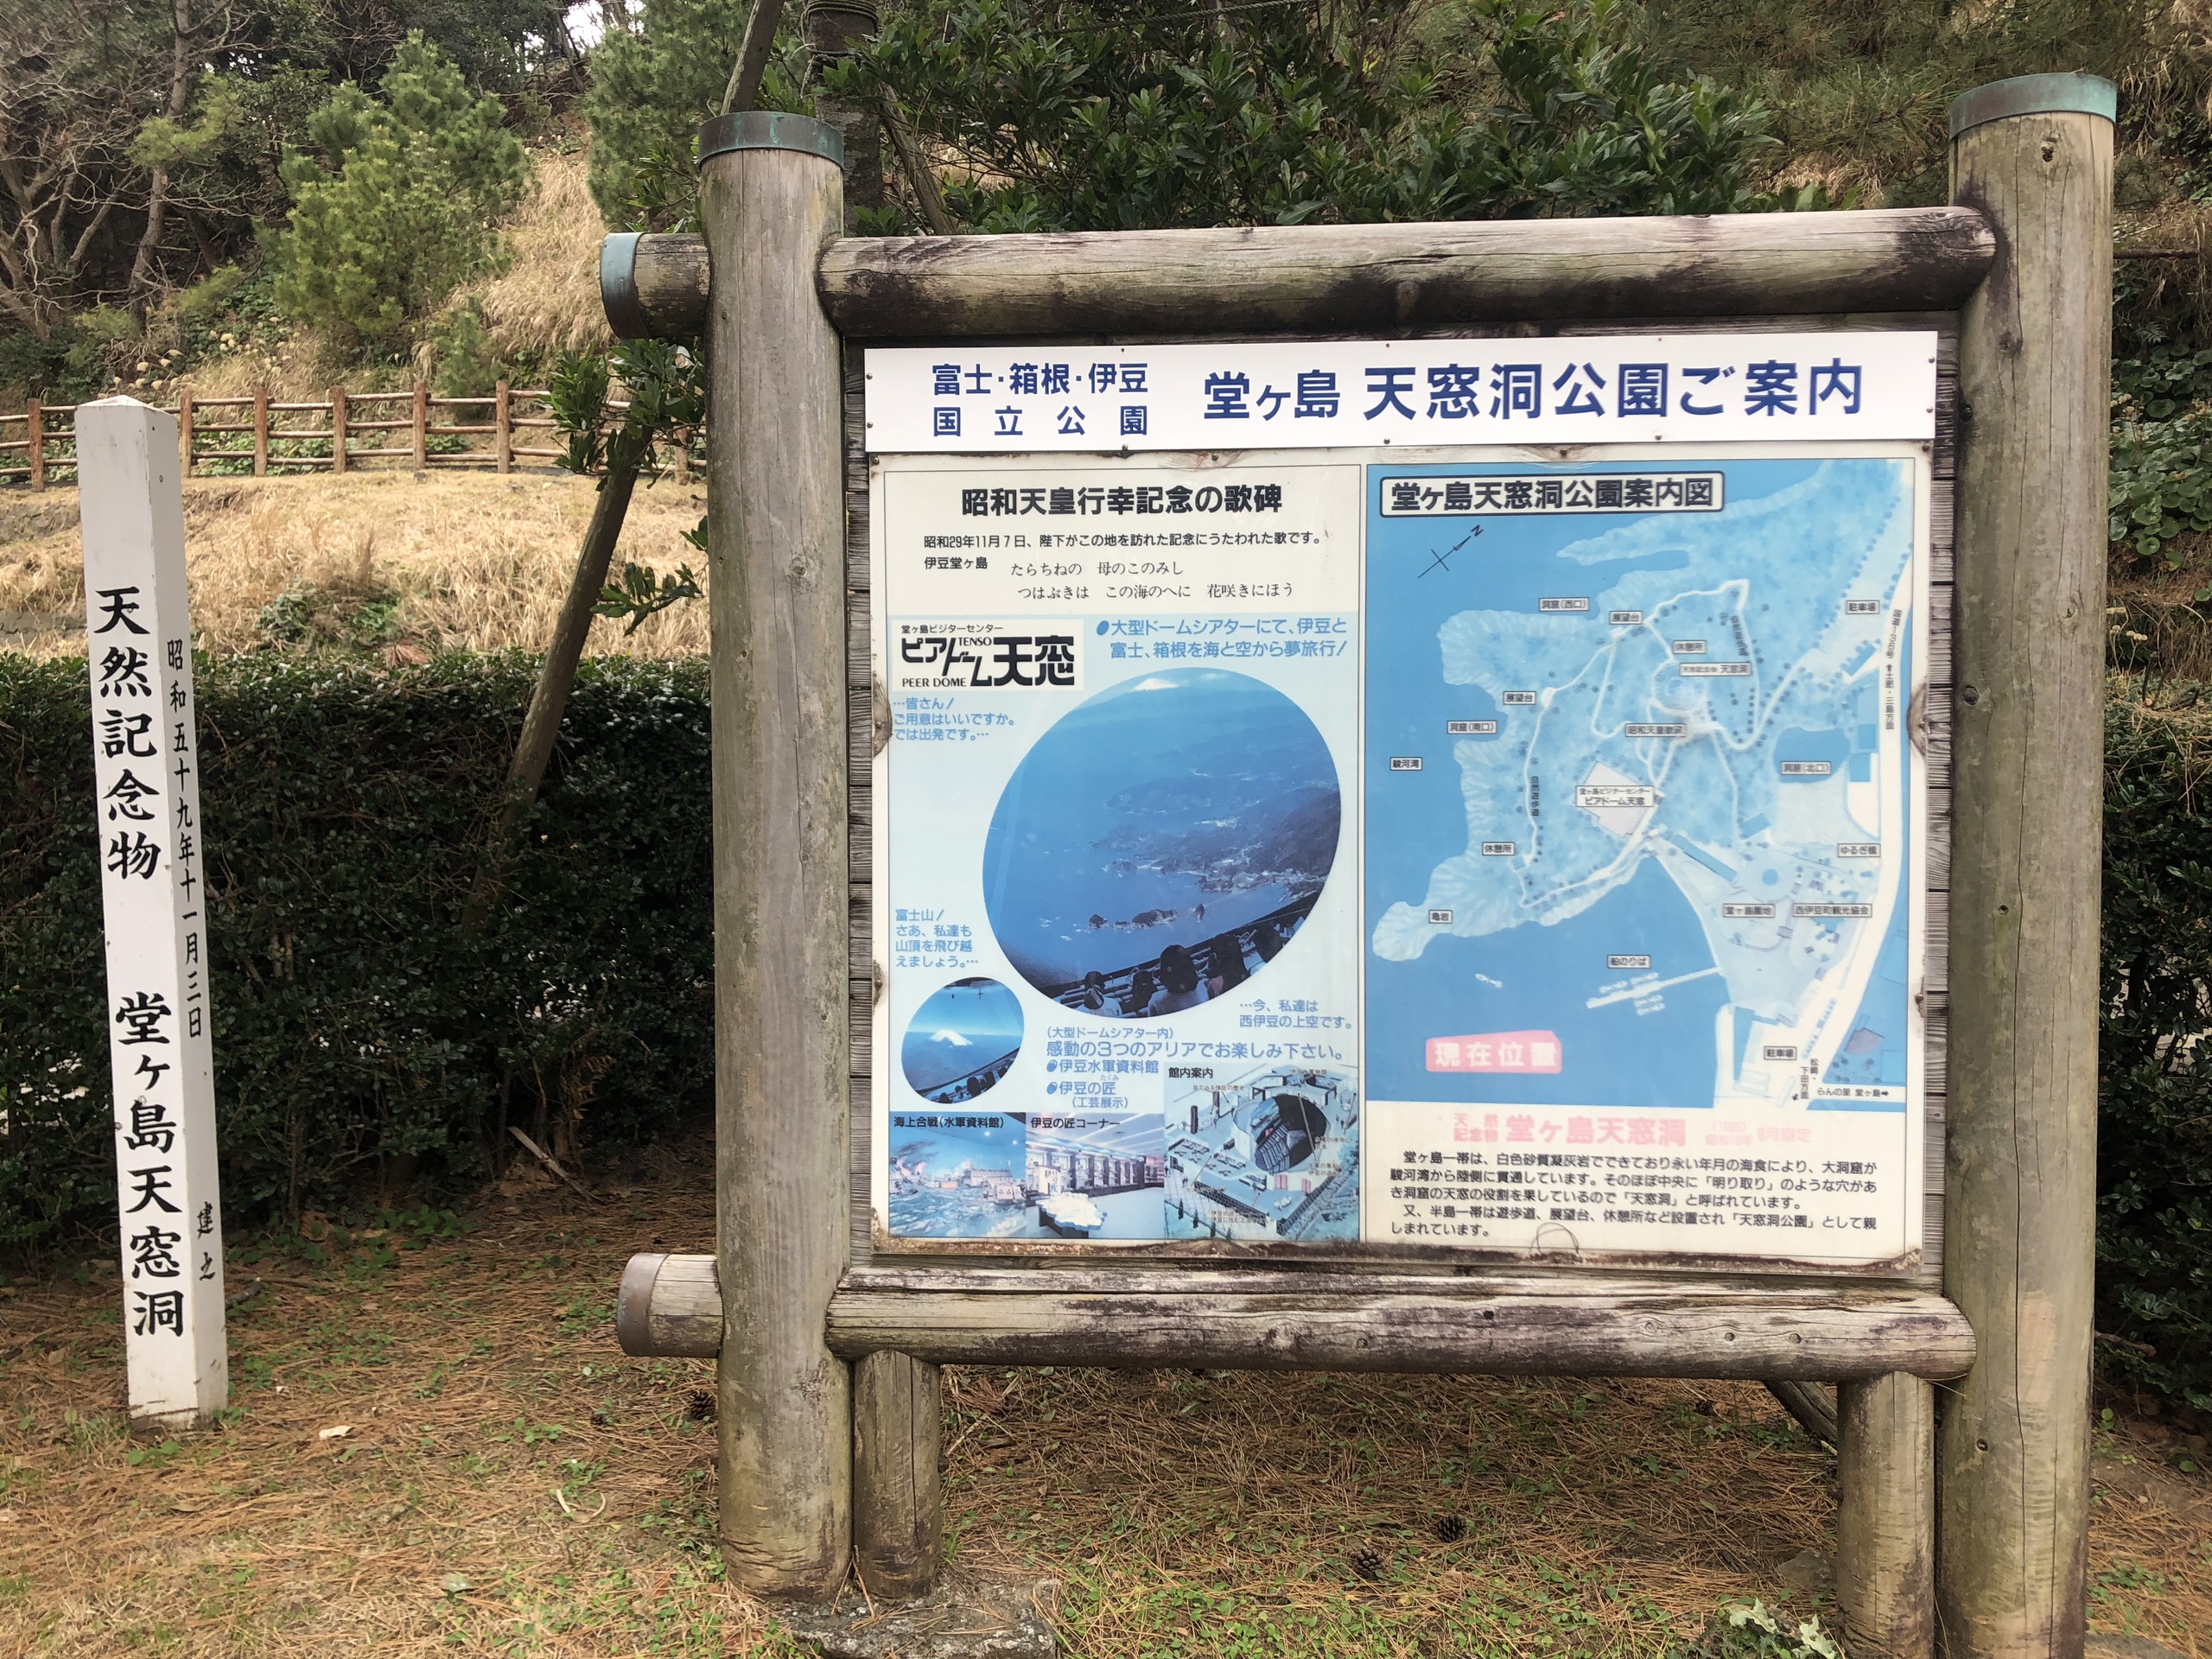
top-left (79, 397), bottom-right (227, 1430)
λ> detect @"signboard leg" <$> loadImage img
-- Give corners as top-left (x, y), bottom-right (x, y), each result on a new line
top-left (1941, 73), bottom-right (2114, 1659)
top-left (699, 111), bottom-right (853, 1599)
top-left (1838, 1372), bottom-right (1934, 1658)
top-left (78, 396), bottom-right (228, 1430)
top-left (854, 1351), bottom-right (942, 1597)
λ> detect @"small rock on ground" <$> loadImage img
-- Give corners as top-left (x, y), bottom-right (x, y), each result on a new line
top-left (775, 1576), bottom-right (1058, 1659)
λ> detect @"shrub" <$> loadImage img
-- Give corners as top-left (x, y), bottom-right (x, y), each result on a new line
top-left (271, 35), bottom-right (528, 355)
top-left (0, 652), bottom-right (711, 1249)
top-left (2098, 690), bottom-right (2212, 1406)
top-left (825, 0), bottom-right (1776, 234)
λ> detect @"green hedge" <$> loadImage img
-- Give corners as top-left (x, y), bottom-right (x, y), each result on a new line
top-left (0, 653), bottom-right (712, 1248)
top-left (2098, 692), bottom-right (2212, 1405)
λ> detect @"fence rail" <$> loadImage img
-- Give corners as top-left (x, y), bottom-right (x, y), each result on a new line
top-left (0, 384), bottom-right (697, 489)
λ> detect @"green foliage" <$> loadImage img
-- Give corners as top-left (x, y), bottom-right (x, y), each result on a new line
top-left (547, 338), bottom-right (708, 481)
top-left (595, 563), bottom-right (703, 634)
top-left (427, 297), bottom-right (507, 397)
top-left (272, 34), bottom-right (527, 353)
top-left (0, 652), bottom-right (713, 1251)
top-left (1637, 0), bottom-right (2171, 209)
top-left (825, 0), bottom-right (1775, 234)
top-left (2097, 691), bottom-right (2212, 1408)
top-left (581, 0), bottom-right (811, 229)
top-left (1702, 1600), bottom-right (1842, 1659)
top-left (2110, 348), bottom-right (2212, 575)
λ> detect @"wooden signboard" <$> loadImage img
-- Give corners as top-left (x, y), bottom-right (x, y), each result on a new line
top-left (607, 72), bottom-right (2115, 1659)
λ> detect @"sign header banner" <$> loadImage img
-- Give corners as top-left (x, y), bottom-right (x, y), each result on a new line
top-left (863, 333), bottom-right (1939, 454)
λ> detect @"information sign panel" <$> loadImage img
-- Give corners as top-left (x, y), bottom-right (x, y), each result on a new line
top-left (866, 334), bottom-right (1936, 1268)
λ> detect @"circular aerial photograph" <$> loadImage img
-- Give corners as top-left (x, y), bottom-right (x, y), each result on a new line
top-left (982, 667), bottom-right (1340, 1017)
top-left (900, 976), bottom-right (1025, 1104)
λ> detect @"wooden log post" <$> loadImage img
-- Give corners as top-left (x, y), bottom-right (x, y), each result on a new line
top-left (1941, 73), bottom-right (2114, 1659)
top-left (853, 1351), bottom-right (942, 1599)
top-left (698, 107), bottom-right (853, 1602)
top-left (411, 382), bottom-right (429, 470)
top-left (25, 397), bottom-right (42, 490)
top-left (177, 391), bottom-right (193, 477)
top-left (1837, 1372), bottom-right (1935, 1659)
top-left (494, 379), bottom-right (512, 474)
top-left (330, 387), bottom-right (347, 476)
top-left (251, 387), bottom-right (269, 477)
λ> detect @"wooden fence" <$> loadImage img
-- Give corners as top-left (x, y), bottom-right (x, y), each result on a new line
top-left (0, 383), bottom-right (692, 489)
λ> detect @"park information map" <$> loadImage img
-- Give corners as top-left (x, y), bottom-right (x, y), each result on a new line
top-left (864, 333), bottom-right (1935, 1269)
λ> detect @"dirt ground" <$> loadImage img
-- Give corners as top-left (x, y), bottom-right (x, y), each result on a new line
top-left (2, 1151), bottom-right (2205, 1657)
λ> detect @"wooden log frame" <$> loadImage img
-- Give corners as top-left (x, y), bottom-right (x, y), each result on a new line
top-left (604, 206), bottom-right (1998, 341)
top-left (589, 74), bottom-right (2125, 1640)
top-left (618, 1254), bottom-right (1976, 1381)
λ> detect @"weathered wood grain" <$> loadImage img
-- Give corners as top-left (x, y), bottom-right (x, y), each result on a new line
top-left (1940, 85), bottom-right (2113, 1659)
top-left (616, 1251), bottom-right (721, 1358)
top-left (1838, 1371), bottom-right (1936, 1659)
top-left (702, 133), bottom-right (852, 1599)
top-left (619, 1255), bottom-right (1973, 1377)
top-left (827, 1283), bottom-right (1971, 1380)
top-left (814, 210), bottom-right (1994, 338)
top-left (613, 217), bottom-right (1991, 340)
top-left (853, 1352), bottom-right (942, 1598)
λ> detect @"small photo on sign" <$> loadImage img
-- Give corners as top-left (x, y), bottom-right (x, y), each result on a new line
top-left (1023, 1111), bottom-right (1167, 1239)
top-left (982, 667), bottom-right (1340, 1016)
top-left (887, 1109), bottom-right (1029, 1238)
top-left (900, 976), bottom-right (1025, 1104)
top-left (1164, 1065), bottom-right (1360, 1243)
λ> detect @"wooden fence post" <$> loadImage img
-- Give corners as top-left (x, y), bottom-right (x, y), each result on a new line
top-left (495, 379), bottom-right (512, 474)
top-left (330, 387), bottom-right (347, 476)
top-left (177, 391), bottom-right (193, 479)
top-left (251, 388), bottom-right (269, 477)
top-left (412, 382), bottom-right (429, 470)
top-left (1941, 73), bottom-right (2114, 1659)
top-left (698, 108), bottom-right (851, 1600)
top-left (26, 397), bottom-right (42, 490)
top-left (1838, 1373), bottom-right (1935, 1658)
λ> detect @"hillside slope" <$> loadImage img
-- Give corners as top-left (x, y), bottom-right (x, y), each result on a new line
top-left (0, 468), bottom-right (708, 660)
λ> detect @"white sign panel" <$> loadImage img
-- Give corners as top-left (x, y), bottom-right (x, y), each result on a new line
top-left (867, 343), bottom-right (1934, 1269)
top-left (864, 333), bottom-right (1937, 454)
top-left (79, 397), bottom-right (228, 1427)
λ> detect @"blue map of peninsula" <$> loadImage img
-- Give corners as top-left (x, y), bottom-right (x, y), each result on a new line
top-left (1363, 459), bottom-right (1916, 1110)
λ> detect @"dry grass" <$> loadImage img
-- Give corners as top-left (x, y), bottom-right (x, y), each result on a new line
top-left (1, 1154), bottom-right (2205, 1657)
top-left (470, 145), bottom-right (619, 364)
top-left (0, 470), bottom-right (709, 662)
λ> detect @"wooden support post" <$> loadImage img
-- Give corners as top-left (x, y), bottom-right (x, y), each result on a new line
top-left (494, 378), bottom-right (512, 474)
top-left (699, 108), bottom-right (852, 1601)
top-left (177, 391), bottom-right (193, 478)
top-left (251, 386), bottom-right (268, 477)
top-left (411, 382), bottom-right (429, 470)
top-left (330, 387), bottom-right (347, 476)
top-left (1838, 1372), bottom-right (1935, 1658)
top-left (25, 397), bottom-right (41, 490)
top-left (853, 1351), bottom-right (941, 1598)
top-left (1942, 73), bottom-right (2114, 1659)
